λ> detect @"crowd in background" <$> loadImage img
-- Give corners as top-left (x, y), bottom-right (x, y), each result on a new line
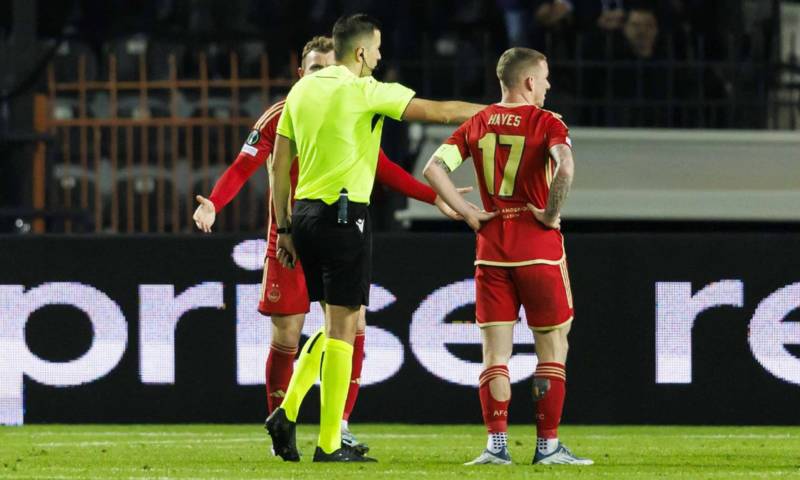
top-left (0, 0), bottom-right (789, 232)
top-left (10, 0), bottom-right (778, 129)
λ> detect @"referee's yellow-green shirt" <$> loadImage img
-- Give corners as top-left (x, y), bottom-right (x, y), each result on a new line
top-left (276, 64), bottom-right (415, 204)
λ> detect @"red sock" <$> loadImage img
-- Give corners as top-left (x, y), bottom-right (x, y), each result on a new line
top-left (478, 365), bottom-right (511, 433)
top-left (343, 330), bottom-right (365, 421)
top-left (265, 342), bottom-right (297, 413)
top-left (535, 362), bottom-right (566, 439)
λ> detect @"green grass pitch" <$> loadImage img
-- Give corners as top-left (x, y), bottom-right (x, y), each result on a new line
top-left (2, 424), bottom-right (799, 479)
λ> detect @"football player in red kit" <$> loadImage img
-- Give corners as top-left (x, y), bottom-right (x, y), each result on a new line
top-left (424, 47), bottom-right (592, 466)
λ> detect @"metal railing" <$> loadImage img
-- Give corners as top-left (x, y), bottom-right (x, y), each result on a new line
top-left (33, 49), bottom-right (297, 233)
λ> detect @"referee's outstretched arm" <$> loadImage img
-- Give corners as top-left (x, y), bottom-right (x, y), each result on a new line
top-left (402, 98), bottom-right (486, 125)
top-left (269, 133), bottom-right (296, 268)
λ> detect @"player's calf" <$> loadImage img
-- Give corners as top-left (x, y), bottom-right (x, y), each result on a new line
top-left (531, 376), bottom-right (550, 401)
top-left (265, 341), bottom-right (298, 413)
top-left (533, 362), bottom-right (592, 465)
top-left (465, 365), bottom-right (513, 466)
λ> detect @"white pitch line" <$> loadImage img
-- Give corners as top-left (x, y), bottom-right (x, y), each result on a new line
top-left (0, 476), bottom-right (263, 480)
top-left (24, 432), bottom-right (471, 448)
top-left (33, 437), bottom-right (260, 447)
top-left (1, 431), bottom-right (257, 438)
top-left (583, 434), bottom-right (798, 440)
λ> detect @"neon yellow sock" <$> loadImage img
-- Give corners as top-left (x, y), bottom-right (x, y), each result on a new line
top-left (317, 337), bottom-right (353, 453)
top-left (281, 327), bottom-right (326, 422)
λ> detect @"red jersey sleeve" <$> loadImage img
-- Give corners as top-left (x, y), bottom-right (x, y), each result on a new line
top-left (434, 120), bottom-right (472, 173)
top-left (544, 112), bottom-right (571, 150)
top-left (375, 149), bottom-right (437, 204)
top-left (444, 122), bottom-right (471, 159)
top-left (207, 102), bottom-right (282, 212)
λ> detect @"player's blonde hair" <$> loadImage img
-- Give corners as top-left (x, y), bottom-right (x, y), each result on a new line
top-left (301, 36), bottom-right (334, 61)
top-left (496, 48), bottom-right (547, 88)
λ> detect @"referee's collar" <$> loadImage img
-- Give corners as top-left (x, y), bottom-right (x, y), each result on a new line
top-left (337, 64), bottom-right (357, 77)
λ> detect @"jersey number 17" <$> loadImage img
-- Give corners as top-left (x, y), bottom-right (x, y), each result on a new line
top-left (478, 133), bottom-right (525, 197)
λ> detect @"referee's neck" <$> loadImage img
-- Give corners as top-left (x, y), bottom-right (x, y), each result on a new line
top-left (337, 61), bottom-right (363, 78)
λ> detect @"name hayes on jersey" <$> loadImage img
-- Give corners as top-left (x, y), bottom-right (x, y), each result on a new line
top-left (488, 113), bottom-right (522, 127)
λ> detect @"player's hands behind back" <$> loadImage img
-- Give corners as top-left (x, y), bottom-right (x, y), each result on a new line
top-left (193, 195), bottom-right (216, 232)
top-left (527, 203), bottom-right (561, 229)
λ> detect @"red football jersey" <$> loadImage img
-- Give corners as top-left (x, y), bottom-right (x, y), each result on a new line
top-left (441, 104), bottom-right (572, 265)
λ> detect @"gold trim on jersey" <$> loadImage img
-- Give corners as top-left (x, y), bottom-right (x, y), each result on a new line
top-left (254, 108), bottom-right (282, 133)
top-left (259, 191), bottom-right (274, 302)
top-left (254, 100), bottom-right (286, 131)
top-left (535, 366), bottom-right (566, 377)
top-left (478, 319), bottom-right (520, 328)
top-left (474, 252), bottom-right (565, 267)
top-left (559, 261), bottom-right (573, 308)
top-left (531, 316), bottom-right (573, 332)
top-left (259, 251), bottom-right (270, 301)
top-left (535, 366), bottom-right (566, 375)
top-left (541, 108), bottom-right (568, 128)
top-left (545, 156), bottom-right (553, 185)
top-left (474, 233), bottom-right (566, 267)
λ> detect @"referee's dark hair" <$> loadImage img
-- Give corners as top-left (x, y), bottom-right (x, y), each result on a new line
top-left (332, 13), bottom-right (381, 61)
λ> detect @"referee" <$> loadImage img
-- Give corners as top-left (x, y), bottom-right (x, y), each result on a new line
top-left (267, 14), bottom-right (491, 462)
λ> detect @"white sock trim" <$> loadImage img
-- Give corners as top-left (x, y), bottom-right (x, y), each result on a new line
top-left (537, 437), bottom-right (559, 455)
top-left (486, 432), bottom-right (508, 454)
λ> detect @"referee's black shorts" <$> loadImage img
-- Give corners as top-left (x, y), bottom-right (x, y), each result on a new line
top-left (291, 199), bottom-right (371, 307)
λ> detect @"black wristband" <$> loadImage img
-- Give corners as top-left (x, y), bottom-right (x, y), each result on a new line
top-left (276, 226), bottom-right (291, 234)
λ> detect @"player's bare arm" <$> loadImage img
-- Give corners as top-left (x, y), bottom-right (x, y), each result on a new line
top-left (424, 155), bottom-right (497, 231)
top-left (402, 98), bottom-right (485, 124)
top-left (529, 143), bottom-right (574, 230)
top-left (270, 134), bottom-right (297, 268)
top-left (434, 187), bottom-right (478, 220)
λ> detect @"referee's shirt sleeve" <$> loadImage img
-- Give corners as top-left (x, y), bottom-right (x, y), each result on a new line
top-left (363, 78), bottom-right (416, 120)
top-left (276, 99), bottom-right (294, 140)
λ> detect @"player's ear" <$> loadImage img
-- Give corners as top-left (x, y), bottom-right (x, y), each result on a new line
top-left (297, 67), bottom-right (304, 79)
top-left (526, 75), bottom-right (536, 92)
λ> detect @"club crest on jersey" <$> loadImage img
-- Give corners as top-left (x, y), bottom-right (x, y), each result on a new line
top-left (267, 284), bottom-right (281, 302)
top-left (246, 130), bottom-right (260, 145)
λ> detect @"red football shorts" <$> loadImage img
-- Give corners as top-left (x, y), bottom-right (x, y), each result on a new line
top-left (475, 261), bottom-right (574, 331)
top-left (257, 255), bottom-right (311, 316)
